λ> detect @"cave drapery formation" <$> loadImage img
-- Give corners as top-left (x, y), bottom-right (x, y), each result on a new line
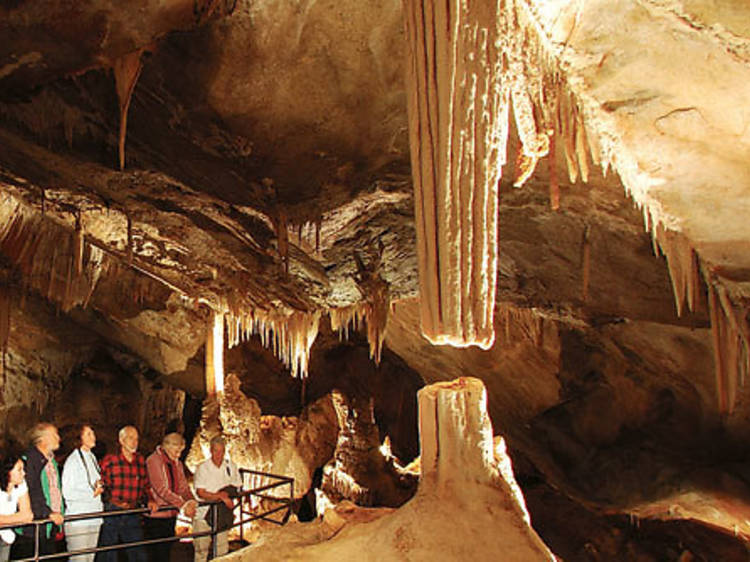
top-left (3, 0), bottom-right (750, 559)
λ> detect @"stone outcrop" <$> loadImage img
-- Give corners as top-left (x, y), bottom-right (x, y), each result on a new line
top-left (186, 374), bottom-right (338, 502)
top-left (319, 390), bottom-right (417, 508)
top-left (224, 378), bottom-right (554, 561)
top-left (0, 282), bottom-right (183, 454)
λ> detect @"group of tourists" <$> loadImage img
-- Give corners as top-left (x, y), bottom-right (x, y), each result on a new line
top-left (0, 423), bottom-right (242, 561)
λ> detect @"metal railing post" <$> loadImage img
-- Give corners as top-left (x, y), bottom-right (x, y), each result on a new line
top-left (239, 472), bottom-right (245, 545)
top-left (210, 501), bottom-right (219, 560)
top-left (288, 478), bottom-right (294, 523)
top-left (33, 522), bottom-right (40, 562)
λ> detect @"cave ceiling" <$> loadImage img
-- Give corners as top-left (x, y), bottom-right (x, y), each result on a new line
top-left (2, 0), bottom-right (750, 545)
top-left (1, 0), bottom-right (748, 404)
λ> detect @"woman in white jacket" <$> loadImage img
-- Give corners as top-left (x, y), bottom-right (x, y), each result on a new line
top-left (62, 425), bottom-right (104, 562)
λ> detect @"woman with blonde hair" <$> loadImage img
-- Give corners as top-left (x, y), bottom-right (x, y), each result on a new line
top-left (62, 424), bottom-right (104, 562)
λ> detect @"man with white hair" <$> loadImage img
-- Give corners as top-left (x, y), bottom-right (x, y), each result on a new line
top-left (98, 425), bottom-right (156, 562)
top-left (192, 436), bottom-right (241, 562)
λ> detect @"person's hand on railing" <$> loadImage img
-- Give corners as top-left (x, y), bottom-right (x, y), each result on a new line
top-left (147, 499), bottom-right (159, 514)
top-left (182, 499), bottom-right (198, 518)
top-left (49, 512), bottom-right (64, 526)
top-left (218, 490), bottom-right (233, 510)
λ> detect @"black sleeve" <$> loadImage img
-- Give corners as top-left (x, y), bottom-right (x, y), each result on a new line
top-left (25, 453), bottom-right (52, 519)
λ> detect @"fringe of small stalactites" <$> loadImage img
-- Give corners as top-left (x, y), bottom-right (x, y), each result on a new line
top-left (511, 0), bottom-right (610, 190)
top-left (493, 0), bottom-right (604, 192)
top-left (224, 308), bottom-right (321, 379)
top-left (651, 223), bottom-right (749, 416)
top-left (0, 202), bottom-right (108, 313)
top-left (496, 303), bottom-right (549, 350)
top-left (328, 301), bottom-right (388, 365)
top-left (287, 220), bottom-right (323, 256)
top-left (513, 0), bottom-right (746, 417)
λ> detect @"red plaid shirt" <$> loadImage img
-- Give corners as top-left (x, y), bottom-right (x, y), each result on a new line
top-left (100, 449), bottom-right (151, 507)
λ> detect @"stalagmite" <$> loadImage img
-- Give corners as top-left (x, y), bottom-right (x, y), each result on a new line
top-left (320, 391), bottom-right (417, 508)
top-left (206, 311), bottom-right (225, 395)
top-left (113, 49), bottom-right (144, 171)
top-left (226, 378), bottom-right (554, 561)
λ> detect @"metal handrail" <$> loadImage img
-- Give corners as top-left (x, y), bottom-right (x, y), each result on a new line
top-left (1, 469), bottom-right (295, 561)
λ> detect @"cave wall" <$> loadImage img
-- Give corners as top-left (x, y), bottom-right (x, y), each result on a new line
top-left (48, 349), bottom-right (186, 457)
top-left (0, 282), bottom-right (186, 456)
top-left (0, 288), bottom-right (97, 448)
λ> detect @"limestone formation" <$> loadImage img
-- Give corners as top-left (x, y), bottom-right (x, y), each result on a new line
top-left (186, 374), bottom-right (338, 504)
top-left (319, 391), bottom-right (417, 508)
top-left (224, 378), bottom-right (554, 561)
top-left (3, 0), bottom-right (750, 558)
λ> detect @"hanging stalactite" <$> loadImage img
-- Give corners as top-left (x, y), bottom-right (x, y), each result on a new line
top-left (0, 200), bottom-right (109, 313)
top-left (225, 308), bottom-right (320, 378)
top-left (402, 0), bottom-right (599, 350)
top-left (206, 310), bottom-right (225, 395)
top-left (650, 222), bottom-right (749, 415)
top-left (112, 49), bottom-right (145, 171)
top-left (403, 0), bottom-right (507, 349)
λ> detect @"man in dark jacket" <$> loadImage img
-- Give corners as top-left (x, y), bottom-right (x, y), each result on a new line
top-left (12, 423), bottom-right (65, 559)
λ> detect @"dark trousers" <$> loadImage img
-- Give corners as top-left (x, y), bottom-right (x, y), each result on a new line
top-left (143, 517), bottom-right (175, 562)
top-left (10, 531), bottom-right (61, 560)
top-left (97, 504), bottom-right (147, 562)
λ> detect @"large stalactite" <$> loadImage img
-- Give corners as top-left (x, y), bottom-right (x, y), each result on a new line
top-left (402, 0), bottom-right (747, 419)
top-left (403, 0), bottom-right (506, 349)
top-left (225, 309), bottom-right (321, 379)
top-left (402, 0), bottom-right (570, 350)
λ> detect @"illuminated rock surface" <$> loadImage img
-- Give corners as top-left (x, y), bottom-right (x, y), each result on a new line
top-left (223, 378), bottom-right (554, 562)
top-left (2, 1), bottom-right (750, 559)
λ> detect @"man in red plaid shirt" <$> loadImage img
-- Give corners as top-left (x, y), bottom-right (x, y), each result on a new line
top-left (98, 426), bottom-right (157, 562)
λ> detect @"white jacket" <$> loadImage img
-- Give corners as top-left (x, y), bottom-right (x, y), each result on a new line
top-left (62, 449), bottom-right (103, 527)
